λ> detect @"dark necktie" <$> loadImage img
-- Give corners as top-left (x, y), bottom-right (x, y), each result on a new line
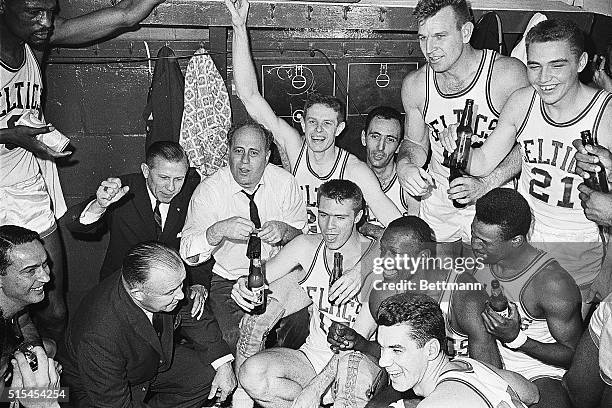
top-left (152, 313), bottom-right (163, 339)
top-left (242, 189), bottom-right (261, 258)
top-left (153, 200), bottom-right (162, 238)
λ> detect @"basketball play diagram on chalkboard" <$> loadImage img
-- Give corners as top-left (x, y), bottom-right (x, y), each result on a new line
top-left (346, 62), bottom-right (418, 117)
top-left (261, 63), bottom-right (336, 124)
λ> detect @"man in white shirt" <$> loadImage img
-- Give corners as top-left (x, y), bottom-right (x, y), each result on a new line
top-left (180, 122), bottom-right (307, 350)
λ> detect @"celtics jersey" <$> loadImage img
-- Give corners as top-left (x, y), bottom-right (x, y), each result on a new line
top-left (516, 89), bottom-right (611, 289)
top-left (292, 142), bottom-right (350, 234)
top-left (475, 250), bottom-right (567, 380)
top-left (0, 44), bottom-right (44, 187)
top-left (421, 49), bottom-right (503, 243)
top-left (366, 173), bottom-right (413, 227)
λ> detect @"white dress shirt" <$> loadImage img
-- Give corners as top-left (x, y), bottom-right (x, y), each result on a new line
top-left (180, 164), bottom-right (307, 280)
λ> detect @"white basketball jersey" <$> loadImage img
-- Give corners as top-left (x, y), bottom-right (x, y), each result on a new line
top-left (0, 44), bottom-right (44, 187)
top-left (366, 173), bottom-right (411, 227)
top-left (517, 89), bottom-right (610, 289)
top-left (436, 357), bottom-right (528, 408)
top-left (292, 142), bottom-right (350, 234)
top-left (421, 49), bottom-right (504, 242)
top-left (517, 89), bottom-right (611, 235)
top-left (475, 250), bottom-right (567, 380)
top-left (299, 237), bottom-right (376, 355)
top-left (438, 271), bottom-right (470, 358)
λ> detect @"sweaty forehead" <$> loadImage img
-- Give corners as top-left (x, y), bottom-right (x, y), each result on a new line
top-left (7, 241), bottom-right (46, 270)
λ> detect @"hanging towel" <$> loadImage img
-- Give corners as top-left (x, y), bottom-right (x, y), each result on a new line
top-left (142, 45), bottom-right (185, 152)
top-left (179, 48), bottom-right (232, 178)
top-left (511, 13), bottom-right (548, 65)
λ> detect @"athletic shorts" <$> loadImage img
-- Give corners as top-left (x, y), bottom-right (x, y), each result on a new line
top-left (0, 173), bottom-right (56, 237)
top-left (589, 294), bottom-right (612, 386)
top-left (419, 181), bottom-right (474, 243)
top-left (530, 225), bottom-right (603, 297)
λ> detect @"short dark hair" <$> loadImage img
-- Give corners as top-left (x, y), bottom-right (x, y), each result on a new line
top-left (317, 179), bottom-right (364, 215)
top-left (413, 0), bottom-right (471, 28)
top-left (227, 122), bottom-right (274, 153)
top-left (304, 93), bottom-right (346, 125)
top-left (364, 106), bottom-right (404, 141)
top-left (145, 141), bottom-right (188, 168)
top-left (526, 19), bottom-right (585, 59)
top-left (122, 242), bottom-right (184, 287)
top-left (384, 216), bottom-right (436, 255)
top-left (377, 293), bottom-right (446, 349)
top-left (0, 226), bottom-right (42, 276)
top-left (475, 188), bottom-right (532, 240)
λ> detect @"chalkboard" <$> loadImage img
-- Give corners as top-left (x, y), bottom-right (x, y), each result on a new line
top-left (261, 63), bottom-right (336, 126)
top-left (346, 62), bottom-right (419, 117)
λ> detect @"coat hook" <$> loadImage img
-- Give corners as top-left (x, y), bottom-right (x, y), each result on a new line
top-left (309, 43), bottom-right (316, 57)
top-left (379, 8), bottom-right (387, 23)
top-left (269, 4), bottom-right (275, 19)
top-left (129, 41), bottom-right (134, 55)
top-left (307, 5), bottom-right (313, 21)
top-left (343, 6), bottom-right (350, 21)
top-left (199, 41), bottom-right (205, 49)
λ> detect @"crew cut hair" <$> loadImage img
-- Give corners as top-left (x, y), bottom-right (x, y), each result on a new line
top-left (475, 188), bottom-right (532, 240)
top-left (145, 141), bottom-right (188, 168)
top-left (413, 0), bottom-right (471, 28)
top-left (303, 93), bottom-right (346, 125)
top-left (317, 179), bottom-right (364, 215)
top-left (377, 293), bottom-right (446, 349)
top-left (526, 19), bottom-right (585, 59)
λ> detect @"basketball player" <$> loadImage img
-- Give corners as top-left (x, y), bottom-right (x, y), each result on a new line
top-left (472, 188), bottom-right (582, 408)
top-left (395, 0), bottom-right (529, 257)
top-left (442, 19), bottom-right (612, 303)
top-left (291, 216), bottom-right (501, 408)
top-left (377, 294), bottom-right (539, 408)
top-left (360, 107), bottom-right (419, 239)
top-left (226, 0), bottom-right (402, 235)
top-left (0, 0), bottom-right (166, 343)
top-left (231, 180), bottom-right (379, 408)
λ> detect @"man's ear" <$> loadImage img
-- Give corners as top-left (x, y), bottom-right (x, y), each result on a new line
top-left (461, 21), bottom-right (474, 44)
top-left (577, 51), bottom-right (589, 73)
top-left (510, 235), bottom-right (525, 248)
top-left (141, 163), bottom-right (150, 179)
top-left (335, 121), bottom-right (346, 137)
top-left (266, 150), bottom-right (272, 163)
top-left (361, 130), bottom-right (367, 147)
top-left (130, 286), bottom-right (145, 302)
top-left (426, 338), bottom-right (441, 360)
top-left (354, 209), bottom-right (364, 225)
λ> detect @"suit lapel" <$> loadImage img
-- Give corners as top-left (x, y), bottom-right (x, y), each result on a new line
top-left (132, 176), bottom-right (157, 237)
top-left (115, 277), bottom-right (164, 357)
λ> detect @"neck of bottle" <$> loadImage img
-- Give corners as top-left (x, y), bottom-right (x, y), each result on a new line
top-left (460, 103), bottom-right (473, 128)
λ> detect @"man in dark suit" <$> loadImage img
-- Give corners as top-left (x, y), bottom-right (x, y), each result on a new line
top-left (61, 241), bottom-right (237, 407)
top-left (65, 141), bottom-right (213, 288)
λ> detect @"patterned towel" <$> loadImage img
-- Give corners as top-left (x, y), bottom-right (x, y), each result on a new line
top-left (179, 48), bottom-right (232, 178)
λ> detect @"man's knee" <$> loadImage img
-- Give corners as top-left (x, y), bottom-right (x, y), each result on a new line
top-left (239, 354), bottom-right (273, 398)
top-left (333, 351), bottom-right (387, 408)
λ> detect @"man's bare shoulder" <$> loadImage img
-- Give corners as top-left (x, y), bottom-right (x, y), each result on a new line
top-left (492, 55), bottom-right (527, 79)
top-left (421, 380), bottom-right (490, 408)
top-left (532, 260), bottom-right (580, 301)
top-left (402, 67), bottom-right (427, 108)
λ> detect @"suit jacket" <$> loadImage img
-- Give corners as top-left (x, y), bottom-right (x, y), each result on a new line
top-left (61, 271), bottom-right (230, 408)
top-left (65, 169), bottom-right (208, 282)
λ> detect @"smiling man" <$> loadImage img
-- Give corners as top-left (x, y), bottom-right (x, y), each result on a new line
top-left (395, 0), bottom-right (528, 258)
top-left (360, 107), bottom-right (419, 239)
top-left (180, 122), bottom-right (307, 351)
top-left (376, 293), bottom-right (539, 408)
top-left (442, 19), bottom-right (612, 305)
top-left (0, 0), bottom-right (167, 346)
top-left (226, 0), bottom-right (401, 236)
top-left (231, 179), bottom-right (379, 408)
top-left (62, 242), bottom-right (236, 407)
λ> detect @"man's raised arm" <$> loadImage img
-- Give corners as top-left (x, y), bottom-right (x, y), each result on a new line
top-left (51, 0), bottom-right (165, 46)
top-left (225, 0), bottom-right (302, 156)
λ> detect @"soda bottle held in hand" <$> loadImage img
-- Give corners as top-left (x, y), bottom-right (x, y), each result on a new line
top-left (490, 279), bottom-right (510, 318)
top-left (248, 258), bottom-right (266, 315)
top-left (580, 130), bottom-right (609, 193)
